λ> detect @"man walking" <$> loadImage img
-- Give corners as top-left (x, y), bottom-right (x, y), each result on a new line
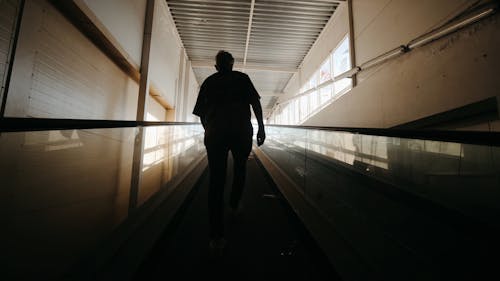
top-left (193, 50), bottom-right (266, 253)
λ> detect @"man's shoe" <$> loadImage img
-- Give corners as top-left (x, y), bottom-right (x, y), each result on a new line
top-left (209, 237), bottom-right (226, 257)
top-left (228, 204), bottom-right (243, 222)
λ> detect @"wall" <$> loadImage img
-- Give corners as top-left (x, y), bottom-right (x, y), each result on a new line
top-left (290, 0), bottom-right (500, 131)
top-left (147, 95), bottom-right (166, 121)
top-left (149, 0), bottom-right (182, 108)
top-left (185, 64), bottom-right (200, 122)
top-left (4, 0), bottom-right (139, 119)
top-left (0, 1), bottom-right (200, 278)
top-left (79, 0), bottom-right (199, 121)
top-left (79, 0), bottom-right (146, 68)
top-left (3, 0), bottom-right (199, 121)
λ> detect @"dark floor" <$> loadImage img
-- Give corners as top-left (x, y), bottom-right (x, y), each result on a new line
top-left (133, 152), bottom-right (340, 281)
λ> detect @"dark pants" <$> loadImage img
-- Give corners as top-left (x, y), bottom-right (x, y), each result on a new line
top-left (205, 130), bottom-right (252, 239)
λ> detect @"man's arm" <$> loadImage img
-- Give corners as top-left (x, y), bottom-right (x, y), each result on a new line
top-left (193, 81), bottom-right (208, 129)
top-left (247, 75), bottom-right (266, 146)
top-left (200, 115), bottom-right (207, 129)
top-left (251, 99), bottom-right (266, 146)
top-left (243, 73), bottom-right (265, 145)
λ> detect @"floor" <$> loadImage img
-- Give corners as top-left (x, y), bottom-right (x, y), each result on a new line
top-left (133, 153), bottom-right (340, 281)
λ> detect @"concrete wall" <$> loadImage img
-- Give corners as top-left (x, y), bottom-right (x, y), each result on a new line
top-left (146, 95), bottom-right (166, 121)
top-left (80, 0), bottom-right (146, 68)
top-left (291, 0), bottom-right (499, 131)
top-left (3, 0), bottom-right (199, 121)
top-left (149, 0), bottom-right (182, 108)
top-left (185, 65), bottom-right (200, 122)
top-left (173, 57), bottom-right (201, 122)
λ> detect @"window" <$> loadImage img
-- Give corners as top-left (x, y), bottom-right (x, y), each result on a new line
top-left (300, 94), bottom-right (309, 121)
top-left (308, 71), bottom-right (318, 90)
top-left (320, 85), bottom-right (332, 105)
top-left (292, 100), bottom-right (299, 124)
top-left (319, 57), bottom-right (332, 84)
top-left (310, 90), bottom-right (319, 113)
top-left (333, 36), bottom-right (352, 94)
top-left (269, 34), bottom-right (352, 125)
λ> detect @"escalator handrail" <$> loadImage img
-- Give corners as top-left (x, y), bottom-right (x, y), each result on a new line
top-left (0, 117), bottom-right (200, 132)
top-left (2, 118), bottom-right (499, 147)
top-left (266, 124), bottom-right (500, 147)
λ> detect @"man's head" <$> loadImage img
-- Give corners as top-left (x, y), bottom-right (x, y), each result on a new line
top-left (215, 50), bottom-right (234, 72)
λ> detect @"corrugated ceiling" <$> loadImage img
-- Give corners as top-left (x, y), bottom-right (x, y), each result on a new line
top-left (166, 0), bottom-right (339, 116)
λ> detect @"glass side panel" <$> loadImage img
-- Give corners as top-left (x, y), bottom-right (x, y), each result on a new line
top-left (259, 126), bottom-right (500, 279)
top-left (319, 56), bottom-right (332, 84)
top-left (0, 124), bottom-right (205, 279)
top-left (138, 125), bottom-right (205, 206)
top-left (261, 126), bottom-right (500, 228)
top-left (260, 126), bottom-right (307, 192)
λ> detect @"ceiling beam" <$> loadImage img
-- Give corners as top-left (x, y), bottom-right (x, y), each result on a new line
top-left (191, 60), bottom-right (297, 73)
top-left (243, 0), bottom-right (255, 70)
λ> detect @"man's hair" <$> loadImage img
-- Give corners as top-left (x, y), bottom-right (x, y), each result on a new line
top-left (215, 50), bottom-right (234, 72)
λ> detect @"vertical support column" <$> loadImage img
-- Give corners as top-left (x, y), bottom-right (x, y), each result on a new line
top-left (129, 0), bottom-right (155, 212)
top-left (1, 0), bottom-right (25, 119)
top-left (347, 0), bottom-right (357, 87)
top-left (182, 60), bottom-right (191, 122)
top-left (175, 49), bottom-right (186, 121)
top-left (136, 0), bottom-right (155, 121)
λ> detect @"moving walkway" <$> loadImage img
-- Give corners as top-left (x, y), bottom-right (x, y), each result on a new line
top-left (1, 118), bottom-right (499, 280)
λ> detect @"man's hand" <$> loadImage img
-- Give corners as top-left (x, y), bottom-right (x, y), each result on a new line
top-left (257, 127), bottom-right (266, 146)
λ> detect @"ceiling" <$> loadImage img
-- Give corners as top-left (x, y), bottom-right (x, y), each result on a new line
top-left (166, 0), bottom-right (340, 117)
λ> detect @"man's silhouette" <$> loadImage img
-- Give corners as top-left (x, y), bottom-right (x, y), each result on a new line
top-left (193, 50), bottom-right (265, 252)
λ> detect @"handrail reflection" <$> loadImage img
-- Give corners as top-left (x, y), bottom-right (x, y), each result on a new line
top-left (262, 125), bottom-right (500, 229)
top-left (266, 124), bottom-right (500, 147)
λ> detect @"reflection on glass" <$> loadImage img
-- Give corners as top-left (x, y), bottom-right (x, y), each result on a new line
top-left (261, 126), bottom-right (500, 228)
top-left (23, 130), bottom-right (84, 151)
top-left (0, 124), bottom-right (206, 279)
top-left (138, 125), bottom-right (205, 206)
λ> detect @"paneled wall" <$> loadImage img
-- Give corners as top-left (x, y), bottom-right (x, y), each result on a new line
top-left (3, 0), bottom-right (200, 122)
top-left (0, 0), bottom-right (20, 108)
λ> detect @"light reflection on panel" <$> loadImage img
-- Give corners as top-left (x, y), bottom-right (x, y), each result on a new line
top-left (0, 124), bottom-right (205, 279)
top-left (261, 126), bottom-right (500, 228)
top-left (137, 125), bottom-right (205, 206)
top-left (0, 127), bottom-right (137, 279)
